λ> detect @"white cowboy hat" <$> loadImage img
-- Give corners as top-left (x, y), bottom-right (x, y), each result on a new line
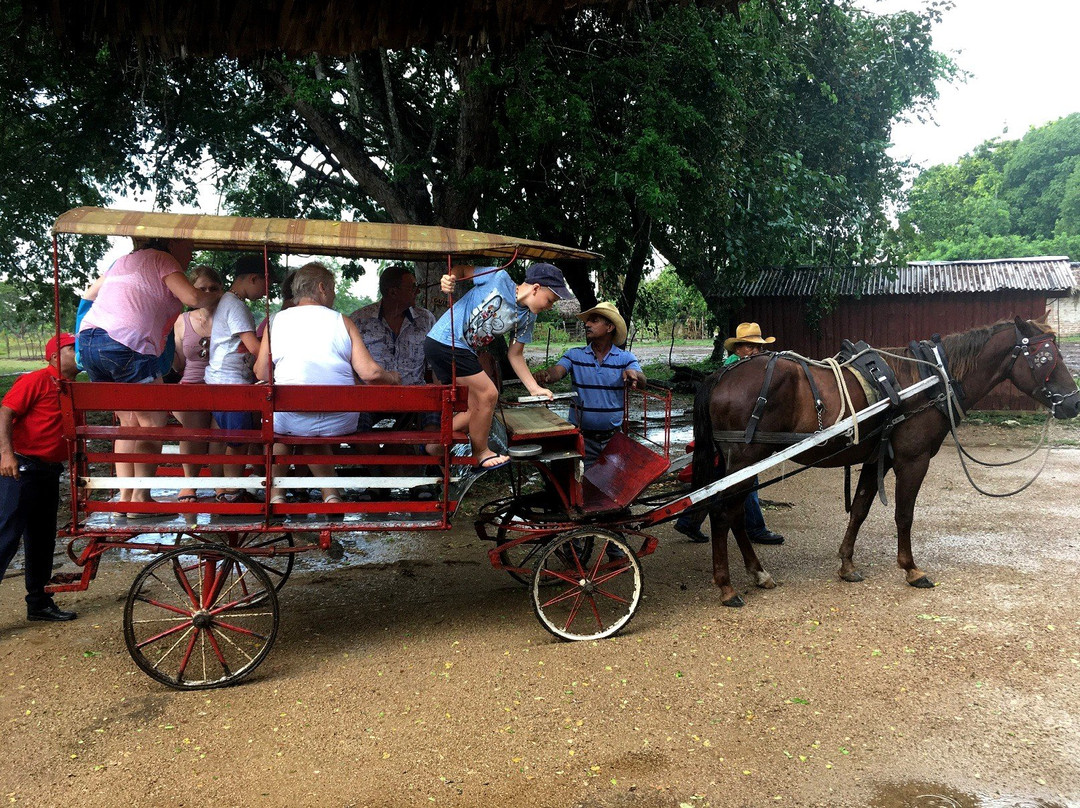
top-left (578, 301), bottom-right (628, 345)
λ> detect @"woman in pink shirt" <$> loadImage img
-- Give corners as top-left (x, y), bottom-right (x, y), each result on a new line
top-left (77, 239), bottom-right (222, 517)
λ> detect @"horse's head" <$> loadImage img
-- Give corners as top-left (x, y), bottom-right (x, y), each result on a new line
top-left (1005, 317), bottom-right (1080, 419)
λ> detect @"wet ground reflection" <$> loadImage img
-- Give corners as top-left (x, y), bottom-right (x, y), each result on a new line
top-left (870, 782), bottom-right (1070, 808)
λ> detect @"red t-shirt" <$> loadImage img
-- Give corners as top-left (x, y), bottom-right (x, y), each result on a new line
top-left (2, 365), bottom-right (67, 463)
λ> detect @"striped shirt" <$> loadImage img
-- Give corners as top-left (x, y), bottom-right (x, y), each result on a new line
top-left (555, 344), bottom-right (643, 431)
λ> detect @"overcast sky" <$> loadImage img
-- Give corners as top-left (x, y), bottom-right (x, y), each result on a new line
top-left (865, 0), bottom-right (1080, 169)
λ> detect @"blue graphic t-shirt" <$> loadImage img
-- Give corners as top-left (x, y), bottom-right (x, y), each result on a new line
top-left (427, 269), bottom-right (536, 354)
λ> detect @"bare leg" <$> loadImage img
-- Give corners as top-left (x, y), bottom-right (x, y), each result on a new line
top-left (426, 371), bottom-right (504, 464)
top-left (268, 443), bottom-right (290, 502)
top-left (174, 409), bottom-right (211, 498)
top-left (837, 463), bottom-right (880, 582)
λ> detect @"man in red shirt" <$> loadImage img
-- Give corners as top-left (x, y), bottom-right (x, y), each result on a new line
top-left (0, 333), bottom-right (79, 621)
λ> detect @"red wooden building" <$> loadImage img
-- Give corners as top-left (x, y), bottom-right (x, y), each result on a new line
top-left (728, 256), bottom-right (1075, 410)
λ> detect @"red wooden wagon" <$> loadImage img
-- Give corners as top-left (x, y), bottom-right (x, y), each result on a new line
top-left (45, 207), bottom-right (681, 689)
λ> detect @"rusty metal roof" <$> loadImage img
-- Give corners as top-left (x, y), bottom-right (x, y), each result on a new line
top-left (732, 257), bottom-right (1076, 299)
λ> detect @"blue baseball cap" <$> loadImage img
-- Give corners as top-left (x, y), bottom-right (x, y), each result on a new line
top-left (524, 263), bottom-right (573, 299)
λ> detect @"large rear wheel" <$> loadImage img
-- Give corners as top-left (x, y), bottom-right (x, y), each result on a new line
top-left (531, 528), bottom-right (641, 641)
top-left (123, 545), bottom-right (279, 689)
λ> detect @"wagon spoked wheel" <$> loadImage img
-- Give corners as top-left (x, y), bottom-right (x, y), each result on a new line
top-left (223, 531), bottom-right (295, 605)
top-left (124, 545), bottom-right (279, 690)
top-left (531, 528), bottom-right (642, 642)
top-left (495, 500), bottom-right (589, 586)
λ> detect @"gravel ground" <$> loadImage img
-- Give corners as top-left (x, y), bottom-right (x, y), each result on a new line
top-left (2, 423), bottom-right (1079, 808)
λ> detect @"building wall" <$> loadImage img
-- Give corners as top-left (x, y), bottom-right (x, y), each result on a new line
top-left (1048, 289), bottom-right (1080, 337)
top-left (735, 292), bottom-right (1049, 410)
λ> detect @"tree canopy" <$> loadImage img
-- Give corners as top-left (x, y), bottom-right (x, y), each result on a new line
top-left (4, 0), bottom-right (953, 328)
top-left (897, 113), bottom-right (1080, 261)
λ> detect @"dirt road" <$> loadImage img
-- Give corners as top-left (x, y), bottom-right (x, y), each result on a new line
top-left (2, 432), bottom-right (1079, 807)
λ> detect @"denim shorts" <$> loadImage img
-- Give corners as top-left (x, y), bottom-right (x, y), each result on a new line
top-left (213, 410), bottom-right (258, 447)
top-left (78, 328), bottom-right (161, 384)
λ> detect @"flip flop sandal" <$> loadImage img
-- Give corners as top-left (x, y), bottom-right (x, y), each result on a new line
top-left (176, 494), bottom-right (199, 503)
top-left (476, 453), bottom-right (510, 471)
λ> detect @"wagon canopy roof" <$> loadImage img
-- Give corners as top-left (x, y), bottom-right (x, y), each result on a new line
top-left (53, 207), bottom-right (600, 262)
top-left (730, 258), bottom-right (1076, 299)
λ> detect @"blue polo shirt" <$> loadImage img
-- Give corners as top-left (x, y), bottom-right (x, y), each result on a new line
top-left (427, 269), bottom-right (536, 354)
top-left (556, 344), bottom-right (643, 431)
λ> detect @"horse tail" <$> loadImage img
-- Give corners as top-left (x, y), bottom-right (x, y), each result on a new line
top-left (691, 374), bottom-right (724, 490)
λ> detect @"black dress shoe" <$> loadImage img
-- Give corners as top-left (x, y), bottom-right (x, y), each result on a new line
top-left (27, 604), bottom-right (78, 622)
top-left (750, 530), bottom-right (785, 545)
top-left (674, 522), bottom-right (710, 543)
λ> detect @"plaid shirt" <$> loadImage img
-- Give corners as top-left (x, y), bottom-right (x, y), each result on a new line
top-left (349, 302), bottom-right (435, 386)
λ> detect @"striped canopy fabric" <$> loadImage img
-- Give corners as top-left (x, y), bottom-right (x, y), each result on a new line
top-left (53, 207), bottom-right (600, 262)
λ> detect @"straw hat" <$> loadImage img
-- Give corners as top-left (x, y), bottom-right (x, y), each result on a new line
top-left (578, 301), bottom-right (627, 345)
top-left (723, 322), bottom-right (776, 352)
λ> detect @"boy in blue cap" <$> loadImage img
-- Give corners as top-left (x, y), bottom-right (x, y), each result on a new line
top-left (424, 262), bottom-right (572, 470)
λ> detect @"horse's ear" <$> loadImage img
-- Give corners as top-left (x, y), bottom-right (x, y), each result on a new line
top-left (1013, 315), bottom-right (1027, 332)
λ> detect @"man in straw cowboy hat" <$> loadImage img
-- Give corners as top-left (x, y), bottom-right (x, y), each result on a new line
top-left (674, 322), bottom-right (785, 546)
top-left (534, 301), bottom-right (646, 468)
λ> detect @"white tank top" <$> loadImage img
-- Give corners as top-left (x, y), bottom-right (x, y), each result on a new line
top-left (270, 305), bottom-right (354, 385)
top-left (269, 305), bottom-right (359, 436)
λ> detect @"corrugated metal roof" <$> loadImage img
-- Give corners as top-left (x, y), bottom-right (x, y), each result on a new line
top-left (731, 257), bottom-right (1075, 298)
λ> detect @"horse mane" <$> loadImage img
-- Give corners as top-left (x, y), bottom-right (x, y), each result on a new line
top-left (884, 317), bottom-right (1052, 386)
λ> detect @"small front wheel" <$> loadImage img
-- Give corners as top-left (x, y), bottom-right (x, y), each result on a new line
top-left (124, 545), bottom-right (279, 689)
top-left (532, 528), bottom-right (642, 641)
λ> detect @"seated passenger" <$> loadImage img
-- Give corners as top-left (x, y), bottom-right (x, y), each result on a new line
top-left (254, 262), bottom-right (400, 507)
top-left (205, 256), bottom-right (266, 503)
top-left (170, 265), bottom-right (225, 502)
top-left (350, 265), bottom-right (437, 497)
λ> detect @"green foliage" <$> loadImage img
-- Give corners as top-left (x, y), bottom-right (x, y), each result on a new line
top-left (899, 113), bottom-right (1080, 259)
top-left (4, 0), bottom-right (952, 331)
top-left (634, 267), bottom-right (710, 334)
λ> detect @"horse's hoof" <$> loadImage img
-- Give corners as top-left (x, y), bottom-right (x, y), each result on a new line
top-left (908, 575), bottom-right (935, 589)
top-left (840, 570), bottom-right (864, 583)
top-left (722, 593), bottom-right (745, 608)
top-left (753, 571), bottom-right (777, 589)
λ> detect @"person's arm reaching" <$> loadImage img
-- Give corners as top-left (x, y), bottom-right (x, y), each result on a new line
top-left (507, 340), bottom-right (552, 399)
top-left (533, 364), bottom-right (568, 385)
top-left (164, 271), bottom-right (222, 310)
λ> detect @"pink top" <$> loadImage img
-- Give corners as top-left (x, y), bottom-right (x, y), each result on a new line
top-left (179, 310), bottom-right (210, 384)
top-left (79, 249), bottom-right (184, 356)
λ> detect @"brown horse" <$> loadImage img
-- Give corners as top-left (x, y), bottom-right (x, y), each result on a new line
top-left (691, 317), bottom-right (1080, 607)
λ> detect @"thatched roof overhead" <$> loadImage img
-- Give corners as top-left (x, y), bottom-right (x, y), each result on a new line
top-left (25, 0), bottom-right (744, 57)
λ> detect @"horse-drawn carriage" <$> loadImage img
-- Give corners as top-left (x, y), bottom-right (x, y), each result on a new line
top-left (43, 207), bottom-right (1080, 690)
top-left (45, 207), bottom-right (689, 689)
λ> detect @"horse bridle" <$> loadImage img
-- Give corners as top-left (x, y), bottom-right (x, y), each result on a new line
top-left (1008, 325), bottom-right (1078, 415)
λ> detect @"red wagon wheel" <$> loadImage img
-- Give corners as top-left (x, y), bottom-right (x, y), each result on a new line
top-left (494, 496), bottom-right (592, 586)
top-left (173, 532), bottom-right (295, 607)
top-left (531, 528), bottom-right (642, 641)
top-left (222, 531), bottom-right (295, 605)
top-left (123, 545), bottom-right (279, 689)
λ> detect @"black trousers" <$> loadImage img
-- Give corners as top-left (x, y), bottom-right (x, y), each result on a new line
top-left (0, 460), bottom-right (62, 610)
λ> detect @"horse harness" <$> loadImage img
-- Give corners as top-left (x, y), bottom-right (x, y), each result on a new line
top-left (1004, 324), bottom-right (1078, 417)
top-left (708, 325), bottom-right (1073, 507)
top-left (711, 342), bottom-right (961, 507)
